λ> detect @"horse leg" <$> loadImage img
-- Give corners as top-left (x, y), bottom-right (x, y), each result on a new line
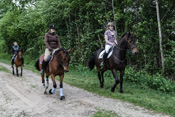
top-left (101, 69), bottom-right (106, 88)
top-left (111, 69), bottom-right (120, 92)
top-left (20, 66), bottom-right (23, 76)
top-left (41, 74), bottom-right (47, 94)
top-left (119, 69), bottom-right (125, 93)
top-left (97, 68), bottom-right (102, 88)
top-left (12, 65), bottom-right (14, 75)
top-left (59, 75), bottom-right (65, 100)
top-left (46, 75), bottom-right (49, 89)
top-left (49, 74), bottom-right (57, 94)
top-left (16, 65), bottom-right (19, 76)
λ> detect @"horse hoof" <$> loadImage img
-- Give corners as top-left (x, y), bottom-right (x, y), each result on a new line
top-left (60, 96), bottom-right (65, 100)
top-left (111, 88), bottom-right (115, 92)
top-left (49, 89), bottom-right (53, 94)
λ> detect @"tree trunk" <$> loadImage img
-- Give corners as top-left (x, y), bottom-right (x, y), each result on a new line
top-left (98, 34), bottom-right (104, 48)
top-left (156, 0), bottom-right (164, 73)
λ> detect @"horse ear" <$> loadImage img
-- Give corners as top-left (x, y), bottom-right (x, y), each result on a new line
top-left (68, 48), bottom-right (72, 54)
top-left (127, 33), bottom-right (131, 41)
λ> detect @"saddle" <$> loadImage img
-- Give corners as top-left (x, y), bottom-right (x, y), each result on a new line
top-left (99, 46), bottom-right (114, 59)
top-left (40, 54), bottom-right (53, 65)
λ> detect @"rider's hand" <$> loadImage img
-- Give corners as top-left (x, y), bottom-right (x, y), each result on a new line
top-left (49, 48), bottom-right (53, 51)
top-left (112, 43), bottom-right (115, 46)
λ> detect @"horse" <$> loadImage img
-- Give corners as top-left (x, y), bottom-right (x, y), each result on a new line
top-left (88, 32), bottom-right (138, 93)
top-left (11, 50), bottom-right (23, 76)
top-left (35, 48), bottom-right (71, 100)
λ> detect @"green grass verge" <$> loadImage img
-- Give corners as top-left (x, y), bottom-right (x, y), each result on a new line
top-left (0, 65), bottom-right (10, 73)
top-left (93, 109), bottom-right (119, 117)
top-left (63, 69), bottom-right (175, 116)
top-left (0, 58), bottom-right (174, 116)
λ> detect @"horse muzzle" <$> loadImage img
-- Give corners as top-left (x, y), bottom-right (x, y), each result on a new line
top-left (63, 66), bottom-right (69, 72)
top-left (132, 48), bottom-right (139, 55)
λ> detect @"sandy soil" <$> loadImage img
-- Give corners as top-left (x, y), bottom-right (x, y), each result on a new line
top-left (0, 62), bottom-right (170, 117)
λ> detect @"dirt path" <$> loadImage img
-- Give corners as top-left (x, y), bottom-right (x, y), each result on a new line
top-left (0, 63), bottom-right (169, 117)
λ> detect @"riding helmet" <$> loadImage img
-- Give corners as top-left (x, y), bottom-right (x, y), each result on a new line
top-left (49, 24), bottom-right (55, 29)
top-left (107, 22), bottom-right (114, 27)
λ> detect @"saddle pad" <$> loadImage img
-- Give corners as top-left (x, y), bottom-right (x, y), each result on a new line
top-left (99, 49), bottom-right (113, 59)
top-left (40, 55), bottom-right (53, 64)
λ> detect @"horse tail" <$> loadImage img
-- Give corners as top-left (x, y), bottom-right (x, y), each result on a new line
top-left (88, 52), bottom-right (95, 71)
top-left (35, 58), bottom-right (40, 71)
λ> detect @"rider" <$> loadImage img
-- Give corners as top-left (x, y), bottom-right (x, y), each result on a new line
top-left (40, 24), bottom-right (62, 74)
top-left (101, 22), bottom-right (118, 66)
top-left (12, 42), bottom-right (19, 65)
top-left (12, 42), bottom-right (24, 66)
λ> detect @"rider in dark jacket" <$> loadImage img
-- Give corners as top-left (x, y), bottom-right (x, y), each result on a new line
top-left (12, 42), bottom-right (24, 66)
top-left (40, 24), bottom-right (61, 74)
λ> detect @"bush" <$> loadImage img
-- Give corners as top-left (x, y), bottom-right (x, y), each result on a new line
top-left (124, 67), bottom-right (175, 92)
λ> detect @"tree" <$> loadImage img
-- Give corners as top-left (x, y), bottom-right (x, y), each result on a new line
top-left (156, 0), bottom-right (164, 73)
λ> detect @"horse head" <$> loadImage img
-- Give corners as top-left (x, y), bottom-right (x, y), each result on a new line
top-left (126, 32), bottom-right (139, 55)
top-left (17, 50), bottom-right (22, 59)
top-left (55, 48), bottom-right (71, 72)
top-left (119, 32), bottom-right (138, 55)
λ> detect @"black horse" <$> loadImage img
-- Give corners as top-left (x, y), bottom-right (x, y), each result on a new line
top-left (88, 32), bottom-right (138, 93)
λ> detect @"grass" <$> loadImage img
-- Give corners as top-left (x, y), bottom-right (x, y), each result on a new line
top-left (0, 65), bottom-right (10, 73)
top-left (93, 109), bottom-right (119, 117)
top-left (0, 58), bottom-right (175, 116)
top-left (63, 69), bottom-right (175, 116)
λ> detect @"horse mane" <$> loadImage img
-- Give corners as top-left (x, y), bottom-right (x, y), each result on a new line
top-left (117, 32), bottom-right (128, 43)
top-left (54, 48), bottom-right (68, 56)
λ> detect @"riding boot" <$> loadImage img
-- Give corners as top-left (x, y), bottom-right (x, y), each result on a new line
top-left (12, 59), bottom-right (14, 65)
top-left (40, 60), bottom-right (47, 75)
top-left (101, 52), bottom-right (108, 66)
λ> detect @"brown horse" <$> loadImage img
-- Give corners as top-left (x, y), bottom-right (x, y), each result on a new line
top-left (11, 50), bottom-right (23, 76)
top-left (35, 48), bottom-right (71, 100)
top-left (88, 32), bottom-right (138, 93)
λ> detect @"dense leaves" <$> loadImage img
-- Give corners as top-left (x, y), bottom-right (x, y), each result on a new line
top-left (0, 0), bottom-right (175, 80)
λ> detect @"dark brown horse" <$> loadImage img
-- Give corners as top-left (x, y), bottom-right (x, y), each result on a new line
top-left (35, 48), bottom-right (71, 100)
top-left (88, 32), bottom-right (138, 93)
top-left (11, 50), bottom-right (23, 76)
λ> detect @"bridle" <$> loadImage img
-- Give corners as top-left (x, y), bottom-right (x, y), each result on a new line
top-left (17, 52), bottom-right (22, 60)
top-left (54, 53), bottom-right (69, 68)
top-left (112, 35), bottom-right (137, 63)
top-left (115, 35), bottom-right (137, 51)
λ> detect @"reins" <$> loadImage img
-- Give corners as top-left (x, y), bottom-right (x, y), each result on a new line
top-left (111, 34), bottom-right (136, 63)
top-left (54, 51), bottom-right (69, 68)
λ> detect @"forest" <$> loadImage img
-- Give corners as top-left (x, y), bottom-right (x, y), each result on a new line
top-left (0, 0), bottom-right (175, 90)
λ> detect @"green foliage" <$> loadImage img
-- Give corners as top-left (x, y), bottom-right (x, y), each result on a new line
top-left (125, 67), bottom-right (175, 92)
top-left (0, 0), bottom-right (175, 90)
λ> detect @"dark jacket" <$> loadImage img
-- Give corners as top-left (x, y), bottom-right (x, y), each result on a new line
top-left (45, 32), bottom-right (61, 49)
top-left (12, 45), bottom-right (19, 55)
